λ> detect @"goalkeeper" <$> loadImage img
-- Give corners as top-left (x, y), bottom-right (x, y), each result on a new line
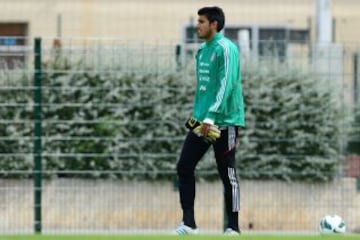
top-left (175, 6), bottom-right (245, 235)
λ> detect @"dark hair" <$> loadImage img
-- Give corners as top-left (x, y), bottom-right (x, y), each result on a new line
top-left (197, 6), bottom-right (225, 32)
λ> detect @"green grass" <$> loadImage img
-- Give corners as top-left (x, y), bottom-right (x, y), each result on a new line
top-left (0, 234), bottom-right (360, 240)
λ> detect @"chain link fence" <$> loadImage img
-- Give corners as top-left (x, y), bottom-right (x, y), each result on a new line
top-left (0, 37), bottom-right (359, 234)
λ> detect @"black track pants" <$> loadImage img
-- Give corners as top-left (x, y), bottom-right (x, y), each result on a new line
top-left (176, 126), bottom-right (240, 231)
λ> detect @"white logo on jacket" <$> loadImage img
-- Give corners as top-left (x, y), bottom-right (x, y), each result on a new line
top-left (199, 85), bottom-right (207, 91)
top-left (210, 53), bottom-right (216, 62)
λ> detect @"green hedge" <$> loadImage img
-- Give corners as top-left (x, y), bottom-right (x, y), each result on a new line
top-left (0, 56), bottom-right (344, 181)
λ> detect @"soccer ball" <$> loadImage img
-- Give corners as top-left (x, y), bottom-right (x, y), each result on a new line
top-left (319, 214), bottom-right (346, 234)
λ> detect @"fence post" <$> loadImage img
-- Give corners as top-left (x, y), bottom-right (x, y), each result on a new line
top-left (223, 196), bottom-right (228, 232)
top-left (33, 37), bottom-right (43, 234)
top-left (354, 52), bottom-right (359, 104)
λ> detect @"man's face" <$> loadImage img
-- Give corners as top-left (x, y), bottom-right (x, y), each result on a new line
top-left (196, 15), bottom-right (216, 41)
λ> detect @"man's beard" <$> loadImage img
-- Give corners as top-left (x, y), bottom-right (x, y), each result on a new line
top-left (198, 29), bottom-right (211, 40)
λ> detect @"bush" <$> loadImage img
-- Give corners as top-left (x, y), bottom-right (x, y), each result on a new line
top-left (0, 55), bottom-right (344, 181)
top-left (239, 60), bottom-right (342, 181)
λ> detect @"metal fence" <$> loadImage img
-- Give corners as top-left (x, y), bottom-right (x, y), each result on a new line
top-left (0, 37), bottom-right (359, 234)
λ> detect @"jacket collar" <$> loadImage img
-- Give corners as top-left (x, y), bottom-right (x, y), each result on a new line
top-left (206, 32), bottom-right (223, 46)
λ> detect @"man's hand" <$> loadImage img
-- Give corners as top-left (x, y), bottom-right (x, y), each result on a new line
top-left (200, 123), bottom-right (211, 137)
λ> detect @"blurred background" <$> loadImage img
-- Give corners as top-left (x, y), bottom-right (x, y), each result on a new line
top-left (0, 0), bottom-right (359, 235)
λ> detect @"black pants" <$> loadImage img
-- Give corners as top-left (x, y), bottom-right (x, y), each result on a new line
top-left (176, 126), bottom-right (240, 231)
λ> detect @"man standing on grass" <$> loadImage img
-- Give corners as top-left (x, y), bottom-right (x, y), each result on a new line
top-left (175, 6), bottom-right (245, 235)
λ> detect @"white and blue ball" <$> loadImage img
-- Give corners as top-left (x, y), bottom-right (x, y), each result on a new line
top-left (319, 214), bottom-right (346, 234)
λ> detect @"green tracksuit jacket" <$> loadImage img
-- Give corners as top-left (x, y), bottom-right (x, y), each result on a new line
top-left (192, 33), bottom-right (245, 127)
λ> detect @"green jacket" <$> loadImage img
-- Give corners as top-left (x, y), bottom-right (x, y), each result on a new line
top-left (192, 33), bottom-right (245, 127)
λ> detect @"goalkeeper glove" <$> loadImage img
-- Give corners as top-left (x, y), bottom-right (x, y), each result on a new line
top-left (193, 124), bottom-right (221, 143)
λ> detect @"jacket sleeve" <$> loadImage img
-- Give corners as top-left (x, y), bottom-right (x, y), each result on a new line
top-left (205, 44), bottom-right (230, 122)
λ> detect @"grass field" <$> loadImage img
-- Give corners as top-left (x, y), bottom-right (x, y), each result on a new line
top-left (1, 234), bottom-right (360, 240)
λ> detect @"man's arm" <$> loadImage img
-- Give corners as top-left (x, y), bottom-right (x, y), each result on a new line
top-left (206, 42), bottom-right (230, 123)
